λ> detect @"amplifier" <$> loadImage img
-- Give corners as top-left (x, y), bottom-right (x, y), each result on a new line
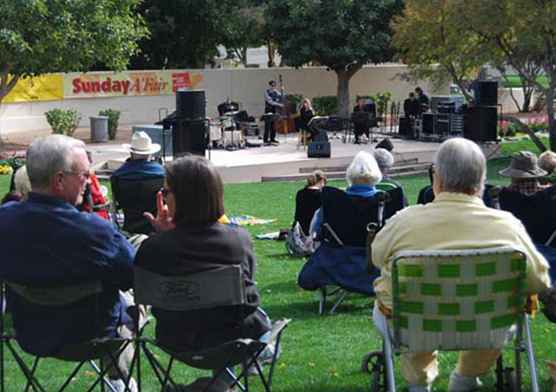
top-left (307, 141), bottom-right (331, 158)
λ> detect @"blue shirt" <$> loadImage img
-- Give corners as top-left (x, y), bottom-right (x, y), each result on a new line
top-left (111, 159), bottom-right (165, 181)
top-left (310, 184), bottom-right (377, 236)
top-left (0, 193), bottom-right (134, 356)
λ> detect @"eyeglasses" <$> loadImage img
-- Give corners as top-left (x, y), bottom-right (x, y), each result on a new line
top-left (63, 170), bottom-right (91, 180)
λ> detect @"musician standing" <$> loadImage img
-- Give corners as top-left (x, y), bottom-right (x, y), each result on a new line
top-left (263, 80), bottom-right (283, 145)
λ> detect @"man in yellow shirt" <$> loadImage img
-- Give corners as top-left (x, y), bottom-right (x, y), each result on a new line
top-left (372, 138), bottom-right (551, 392)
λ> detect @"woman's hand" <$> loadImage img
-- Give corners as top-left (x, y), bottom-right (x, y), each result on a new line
top-left (143, 191), bottom-right (176, 232)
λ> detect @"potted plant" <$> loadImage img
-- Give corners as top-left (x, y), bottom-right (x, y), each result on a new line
top-left (45, 109), bottom-right (81, 136)
top-left (99, 109), bottom-right (121, 140)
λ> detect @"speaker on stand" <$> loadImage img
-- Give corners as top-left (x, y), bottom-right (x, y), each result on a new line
top-left (172, 90), bottom-right (209, 157)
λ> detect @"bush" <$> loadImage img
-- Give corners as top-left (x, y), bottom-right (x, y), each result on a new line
top-left (370, 91), bottom-right (392, 120)
top-left (313, 96), bottom-right (338, 116)
top-left (45, 109), bottom-right (81, 136)
top-left (286, 94), bottom-right (303, 113)
top-left (99, 109), bottom-right (121, 140)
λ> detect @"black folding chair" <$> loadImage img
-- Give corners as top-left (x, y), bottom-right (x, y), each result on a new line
top-left (110, 176), bottom-right (164, 235)
top-left (0, 281), bottom-right (135, 392)
top-left (133, 265), bottom-right (289, 392)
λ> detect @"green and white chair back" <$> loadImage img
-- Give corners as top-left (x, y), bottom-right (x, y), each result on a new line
top-left (392, 246), bottom-right (527, 353)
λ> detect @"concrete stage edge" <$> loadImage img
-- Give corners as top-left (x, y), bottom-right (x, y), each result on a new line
top-left (91, 134), bottom-right (444, 183)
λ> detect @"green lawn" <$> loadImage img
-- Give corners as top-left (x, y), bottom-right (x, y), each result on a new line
top-left (0, 149), bottom-right (553, 391)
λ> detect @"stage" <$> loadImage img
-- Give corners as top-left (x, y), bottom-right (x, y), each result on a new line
top-left (91, 131), bottom-right (441, 183)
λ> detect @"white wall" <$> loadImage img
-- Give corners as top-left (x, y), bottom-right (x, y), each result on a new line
top-left (0, 64), bottom-right (444, 135)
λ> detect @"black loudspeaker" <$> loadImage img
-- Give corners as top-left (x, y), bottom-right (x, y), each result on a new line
top-left (422, 113), bottom-right (436, 134)
top-left (307, 141), bottom-right (331, 158)
top-left (464, 106), bottom-right (497, 142)
top-left (176, 90), bottom-right (206, 119)
top-left (172, 119), bottom-right (207, 157)
top-left (476, 81), bottom-right (498, 106)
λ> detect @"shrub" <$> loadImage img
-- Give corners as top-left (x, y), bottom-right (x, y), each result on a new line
top-left (99, 109), bottom-right (121, 140)
top-left (313, 96), bottom-right (338, 116)
top-left (286, 94), bottom-right (303, 113)
top-left (45, 109), bottom-right (81, 137)
top-left (370, 91), bottom-right (392, 120)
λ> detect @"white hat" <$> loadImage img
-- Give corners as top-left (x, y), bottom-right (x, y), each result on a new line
top-left (123, 131), bottom-right (161, 155)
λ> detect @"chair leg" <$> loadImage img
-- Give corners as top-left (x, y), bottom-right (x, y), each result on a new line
top-left (5, 342), bottom-right (46, 392)
top-left (524, 315), bottom-right (539, 392)
top-left (58, 361), bottom-right (87, 392)
top-left (329, 290), bottom-right (348, 315)
top-left (23, 357), bottom-right (40, 392)
top-left (515, 319), bottom-right (523, 392)
top-left (382, 336), bottom-right (396, 392)
top-left (318, 288), bottom-right (326, 315)
top-left (160, 356), bottom-right (174, 391)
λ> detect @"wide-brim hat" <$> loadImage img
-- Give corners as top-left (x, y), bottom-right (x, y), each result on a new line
top-left (499, 150), bottom-right (548, 178)
top-left (123, 131), bottom-right (161, 155)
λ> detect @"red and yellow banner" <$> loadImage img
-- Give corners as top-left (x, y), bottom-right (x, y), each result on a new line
top-left (3, 74), bottom-right (64, 103)
top-left (63, 70), bottom-right (204, 99)
top-left (2, 70), bottom-right (205, 103)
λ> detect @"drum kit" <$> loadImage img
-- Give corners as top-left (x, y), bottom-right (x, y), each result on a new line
top-left (210, 110), bottom-right (246, 150)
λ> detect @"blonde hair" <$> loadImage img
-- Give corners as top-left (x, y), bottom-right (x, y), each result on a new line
top-left (539, 150), bottom-right (556, 174)
top-left (306, 170), bottom-right (327, 186)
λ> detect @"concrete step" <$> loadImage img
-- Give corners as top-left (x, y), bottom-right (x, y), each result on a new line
top-left (297, 157), bottom-right (419, 173)
top-left (261, 162), bottom-right (430, 182)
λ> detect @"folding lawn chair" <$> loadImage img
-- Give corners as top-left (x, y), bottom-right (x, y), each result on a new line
top-left (364, 246), bottom-right (539, 392)
top-left (0, 281), bottom-right (135, 392)
top-left (133, 265), bottom-right (290, 392)
top-left (308, 190), bottom-right (392, 315)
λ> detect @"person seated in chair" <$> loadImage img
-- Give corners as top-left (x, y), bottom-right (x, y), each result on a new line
top-left (539, 150), bottom-right (556, 184)
top-left (111, 132), bottom-right (165, 234)
top-left (136, 155), bottom-right (273, 391)
top-left (293, 170), bottom-right (327, 236)
top-left (499, 151), bottom-right (550, 195)
top-left (351, 98), bottom-right (373, 144)
top-left (297, 98), bottom-right (318, 141)
top-left (373, 147), bottom-right (408, 207)
top-left (0, 135), bottom-right (138, 391)
top-left (372, 138), bottom-right (550, 392)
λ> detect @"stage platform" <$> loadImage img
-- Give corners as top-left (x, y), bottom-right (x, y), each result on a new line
top-left (91, 133), bottom-right (440, 184)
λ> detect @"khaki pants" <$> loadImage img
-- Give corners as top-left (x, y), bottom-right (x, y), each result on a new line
top-left (372, 302), bottom-right (500, 386)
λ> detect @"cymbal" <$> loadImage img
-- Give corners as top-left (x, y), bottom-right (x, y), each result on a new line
top-left (224, 111), bottom-right (240, 116)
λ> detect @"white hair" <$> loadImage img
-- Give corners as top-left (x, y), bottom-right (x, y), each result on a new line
top-left (434, 138), bottom-right (486, 195)
top-left (26, 135), bottom-right (86, 189)
top-left (373, 148), bottom-right (395, 172)
top-left (14, 165), bottom-right (32, 197)
top-left (346, 151), bottom-right (383, 186)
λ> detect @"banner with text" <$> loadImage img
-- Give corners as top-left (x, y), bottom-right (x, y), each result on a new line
top-left (64, 70), bottom-right (204, 99)
top-left (3, 74), bottom-right (64, 103)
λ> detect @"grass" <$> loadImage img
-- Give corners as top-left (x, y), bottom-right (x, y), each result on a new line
top-left (0, 151), bottom-right (553, 391)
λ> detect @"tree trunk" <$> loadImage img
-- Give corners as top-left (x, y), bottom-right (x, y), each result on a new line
top-left (335, 65), bottom-right (362, 118)
top-left (266, 40), bottom-right (275, 68)
top-left (500, 114), bottom-right (547, 153)
top-left (521, 86), bottom-right (533, 113)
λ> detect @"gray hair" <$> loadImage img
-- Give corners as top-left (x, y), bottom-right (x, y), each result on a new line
top-left (26, 135), bottom-right (86, 189)
top-left (434, 138), bottom-right (486, 195)
top-left (373, 148), bottom-right (395, 172)
top-left (346, 151), bottom-right (383, 186)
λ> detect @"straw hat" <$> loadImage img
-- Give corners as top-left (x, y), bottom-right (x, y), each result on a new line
top-left (123, 131), bottom-right (161, 155)
top-left (499, 151), bottom-right (547, 178)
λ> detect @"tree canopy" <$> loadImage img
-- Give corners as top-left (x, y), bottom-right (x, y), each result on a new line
top-left (265, 0), bottom-right (403, 117)
top-left (0, 0), bottom-right (147, 103)
top-left (130, 0), bottom-right (239, 69)
top-left (393, 0), bottom-right (555, 150)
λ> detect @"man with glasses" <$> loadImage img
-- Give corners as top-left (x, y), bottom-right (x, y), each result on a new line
top-left (0, 135), bottom-right (138, 391)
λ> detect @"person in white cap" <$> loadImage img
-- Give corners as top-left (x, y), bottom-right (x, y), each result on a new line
top-left (110, 132), bottom-right (165, 234)
top-left (111, 131), bottom-right (165, 182)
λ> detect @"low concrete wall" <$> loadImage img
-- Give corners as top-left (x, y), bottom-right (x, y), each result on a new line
top-left (0, 64), bottom-right (444, 135)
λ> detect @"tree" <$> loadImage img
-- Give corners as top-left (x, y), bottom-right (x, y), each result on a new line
top-left (130, 0), bottom-right (237, 69)
top-left (456, 0), bottom-right (556, 150)
top-left (221, 2), bottom-right (266, 66)
top-left (392, 0), bottom-right (494, 103)
top-left (0, 0), bottom-right (147, 104)
top-left (265, 0), bottom-right (403, 117)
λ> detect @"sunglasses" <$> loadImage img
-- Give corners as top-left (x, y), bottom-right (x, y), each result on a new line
top-left (160, 187), bottom-right (172, 199)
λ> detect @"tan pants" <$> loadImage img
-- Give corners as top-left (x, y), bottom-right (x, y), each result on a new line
top-left (372, 302), bottom-right (500, 386)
